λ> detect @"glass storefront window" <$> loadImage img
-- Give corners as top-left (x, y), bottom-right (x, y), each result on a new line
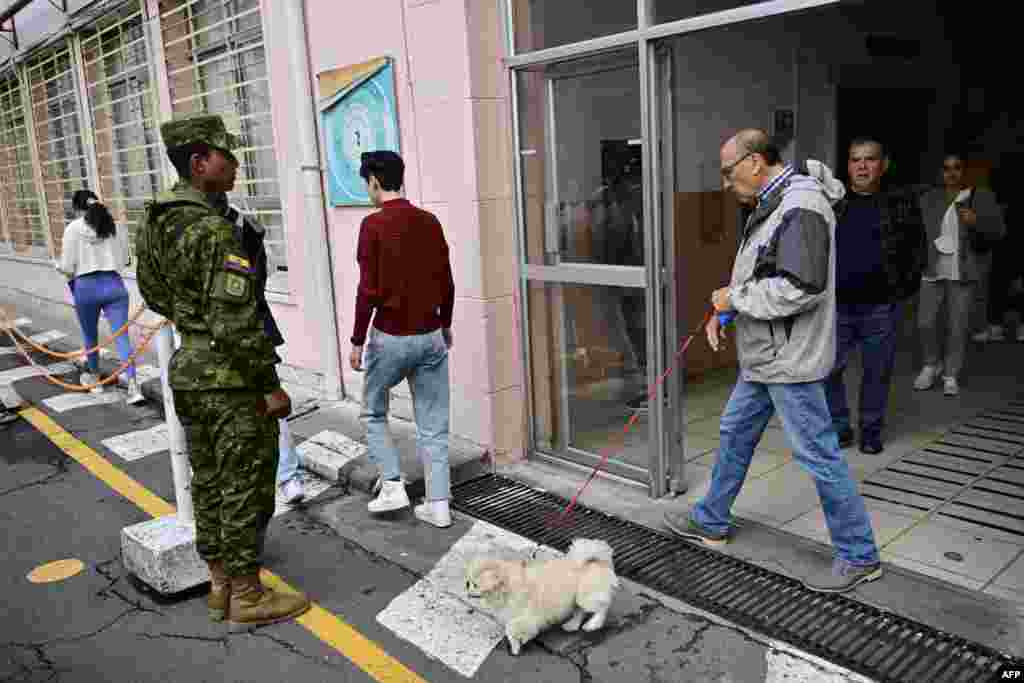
top-left (653, 1), bottom-right (767, 25)
top-left (516, 48), bottom-right (643, 267)
top-left (509, 0), bottom-right (636, 54)
top-left (527, 280), bottom-right (650, 481)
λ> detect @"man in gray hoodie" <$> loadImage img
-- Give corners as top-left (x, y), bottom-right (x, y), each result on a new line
top-left (665, 130), bottom-right (881, 594)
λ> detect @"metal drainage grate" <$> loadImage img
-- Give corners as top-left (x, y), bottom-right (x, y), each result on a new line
top-left (452, 474), bottom-right (1024, 683)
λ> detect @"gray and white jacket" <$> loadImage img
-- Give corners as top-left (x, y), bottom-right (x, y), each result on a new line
top-left (729, 162), bottom-right (845, 384)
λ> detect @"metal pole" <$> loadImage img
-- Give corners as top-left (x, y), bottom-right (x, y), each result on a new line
top-left (278, 0), bottom-right (344, 401)
top-left (156, 323), bottom-right (193, 523)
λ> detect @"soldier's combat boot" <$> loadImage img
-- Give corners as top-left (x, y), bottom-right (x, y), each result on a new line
top-left (207, 560), bottom-right (230, 622)
top-left (228, 574), bottom-right (310, 630)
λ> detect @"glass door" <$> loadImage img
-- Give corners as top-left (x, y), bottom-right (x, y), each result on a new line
top-left (514, 46), bottom-right (660, 489)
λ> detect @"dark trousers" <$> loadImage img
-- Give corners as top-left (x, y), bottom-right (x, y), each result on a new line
top-left (825, 302), bottom-right (903, 441)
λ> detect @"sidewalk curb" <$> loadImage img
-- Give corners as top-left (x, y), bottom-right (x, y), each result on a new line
top-left (136, 368), bottom-right (494, 500)
top-left (9, 321), bottom-right (494, 499)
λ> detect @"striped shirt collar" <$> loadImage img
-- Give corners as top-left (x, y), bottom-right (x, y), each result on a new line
top-left (757, 165), bottom-right (795, 205)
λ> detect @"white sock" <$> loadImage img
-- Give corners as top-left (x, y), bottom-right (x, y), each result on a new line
top-left (430, 500), bottom-right (450, 516)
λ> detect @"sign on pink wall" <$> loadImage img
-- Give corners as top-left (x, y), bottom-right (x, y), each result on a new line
top-left (317, 56), bottom-right (401, 207)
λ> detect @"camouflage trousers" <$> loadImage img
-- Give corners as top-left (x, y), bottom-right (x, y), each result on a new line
top-left (173, 389), bottom-right (279, 576)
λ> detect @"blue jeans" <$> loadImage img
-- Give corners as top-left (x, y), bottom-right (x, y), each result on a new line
top-left (360, 327), bottom-right (450, 501)
top-left (692, 378), bottom-right (880, 566)
top-left (276, 418), bottom-right (298, 484)
top-left (71, 271), bottom-right (136, 379)
top-left (825, 303), bottom-right (902, 441)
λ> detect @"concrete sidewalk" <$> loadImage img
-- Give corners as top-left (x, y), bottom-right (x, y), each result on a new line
top-left (4, 287), bottom-right (1022, 664)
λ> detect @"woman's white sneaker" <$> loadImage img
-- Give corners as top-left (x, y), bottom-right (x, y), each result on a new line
top-left (80, 372), bottom-right (104, 394)
top-left (279, 476), bottom-right (305, 505)
top-left (913, 365), bottom-right (941, 391)
top-left (943, 376), bottom-right (959, 396)
top-left (125, 377), bottom-right (146, 405)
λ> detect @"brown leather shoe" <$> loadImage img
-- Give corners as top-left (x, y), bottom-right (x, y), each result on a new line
top-left (207, 561), bottom-right (231, 622)
top-left (228, 573), bottom-right (310, 630)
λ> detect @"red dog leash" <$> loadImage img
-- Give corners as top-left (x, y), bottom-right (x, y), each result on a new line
top-left (545, 307), bottom-right (717, 530)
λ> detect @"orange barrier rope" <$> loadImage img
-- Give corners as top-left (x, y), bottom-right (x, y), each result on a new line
top-left (1, 317), bottom-right (168, 392)
top-left (1, 304), bottom-right (155, 360)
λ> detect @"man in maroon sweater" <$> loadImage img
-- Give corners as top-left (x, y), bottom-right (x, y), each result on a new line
top-left (349, 151), bottom-right (456, 527)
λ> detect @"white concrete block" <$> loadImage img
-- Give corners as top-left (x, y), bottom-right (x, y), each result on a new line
top-left (121, 515), bottom-right (208, 595)
top-left (297, 440), bottom-right (362, 481)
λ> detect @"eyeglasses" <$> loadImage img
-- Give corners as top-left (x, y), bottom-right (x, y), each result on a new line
top-left (721, 152), bottom-right (752, 180)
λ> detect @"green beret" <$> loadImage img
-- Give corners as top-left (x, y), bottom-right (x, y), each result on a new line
top-left (160, 113), bottom-right (240, 152)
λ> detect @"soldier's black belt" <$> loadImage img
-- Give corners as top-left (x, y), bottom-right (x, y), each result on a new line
top-left (179, 334), bottom-right (217, 350)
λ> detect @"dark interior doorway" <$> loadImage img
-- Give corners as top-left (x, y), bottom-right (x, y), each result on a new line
top-left (836, 87), bottom-right (936, 189)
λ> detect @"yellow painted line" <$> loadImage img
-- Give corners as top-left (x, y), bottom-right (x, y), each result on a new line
top-left (24, 408), bottom-right (176, 518)
top-left (19, 407), bottom-right (429, 683)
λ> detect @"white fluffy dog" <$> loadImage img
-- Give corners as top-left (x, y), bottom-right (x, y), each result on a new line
top-left (465, 538), bottom-right (620, 655)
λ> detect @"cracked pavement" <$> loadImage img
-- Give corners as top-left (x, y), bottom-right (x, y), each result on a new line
top-left (1, 338), bottom-right (868, 682)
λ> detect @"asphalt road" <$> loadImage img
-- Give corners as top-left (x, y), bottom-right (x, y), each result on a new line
top-left (0, 326), bottom-right (872, 683)
top-left (0, 346), bottom-right (584, 683)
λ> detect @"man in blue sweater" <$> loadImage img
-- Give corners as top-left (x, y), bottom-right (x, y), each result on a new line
top-left (825, 138), bottom-right (926, 454)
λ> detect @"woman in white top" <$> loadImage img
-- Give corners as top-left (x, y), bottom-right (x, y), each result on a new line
top-left (915, 151), bottom-right (1006, 396)
top-left (55, 190), bottom-right (144, 404)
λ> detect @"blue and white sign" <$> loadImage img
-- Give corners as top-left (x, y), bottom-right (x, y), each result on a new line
top-left (320, 58), bottom-right (400, 207)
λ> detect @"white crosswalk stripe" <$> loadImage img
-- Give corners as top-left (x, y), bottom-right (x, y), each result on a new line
top-left (0, 362), bottom-right (76, 386)
top-left (101, 424), bottom-right (170, 462)
top-left (28, 330), bottom-right (68, 345)
top-left (376, 520), bottom-right (561, 677)
top-left (43, 391), bottom-right (125, 413)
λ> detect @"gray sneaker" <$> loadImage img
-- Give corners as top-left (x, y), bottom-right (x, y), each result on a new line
top-left (664, 510), bottom-right (731, 547)
top-left (803, 558), bottom-right (882, 593)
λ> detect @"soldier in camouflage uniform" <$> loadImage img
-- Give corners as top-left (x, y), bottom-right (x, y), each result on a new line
top-left (135, 113), bottom-right (310, 628)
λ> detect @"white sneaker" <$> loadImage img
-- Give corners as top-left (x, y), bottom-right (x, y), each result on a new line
top-left (913, 365), bottom-right (941, 391)
top-left (125, 377), bottom-right (146, 405)
top-left (974, 325), bottom-right (1005, 342)
top-left (414, 500), bottom-right (452, 528)
top-left (1017, 324), bottom-right (1024, 342)
top-left (80, 372), bottom-right (104, 394)
top-left (943, 376), bottom-right (959, 396)
top-left (279, 476), bottom-right (305, 505)
top-left (368, 480), bottom-right (410, 513)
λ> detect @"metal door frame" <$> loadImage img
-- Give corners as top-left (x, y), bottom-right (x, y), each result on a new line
top-left (504, 0), bottom-right (844, 497)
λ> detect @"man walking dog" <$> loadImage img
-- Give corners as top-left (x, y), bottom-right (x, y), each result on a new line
top-left (664, 129), bottom-right (882, 594)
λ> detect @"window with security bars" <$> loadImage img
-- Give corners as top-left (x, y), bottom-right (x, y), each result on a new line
top-left (26, 46), bottom-right (91, 257)
top-left (80, 1), bottom-right (164, 264)
top-left (0, 73), bottom-right (49, 259)
top-left (159, 0), bottom-right (288, 292)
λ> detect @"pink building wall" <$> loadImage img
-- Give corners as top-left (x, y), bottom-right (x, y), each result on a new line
top-left (265, 0), bottom-right (525, 456)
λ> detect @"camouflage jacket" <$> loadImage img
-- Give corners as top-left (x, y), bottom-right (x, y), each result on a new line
top-left (135, 182), bottom-right (281, 392)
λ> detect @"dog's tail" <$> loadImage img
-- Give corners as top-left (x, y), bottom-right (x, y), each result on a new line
top-left (567, 539), bottom-right (614, 569)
